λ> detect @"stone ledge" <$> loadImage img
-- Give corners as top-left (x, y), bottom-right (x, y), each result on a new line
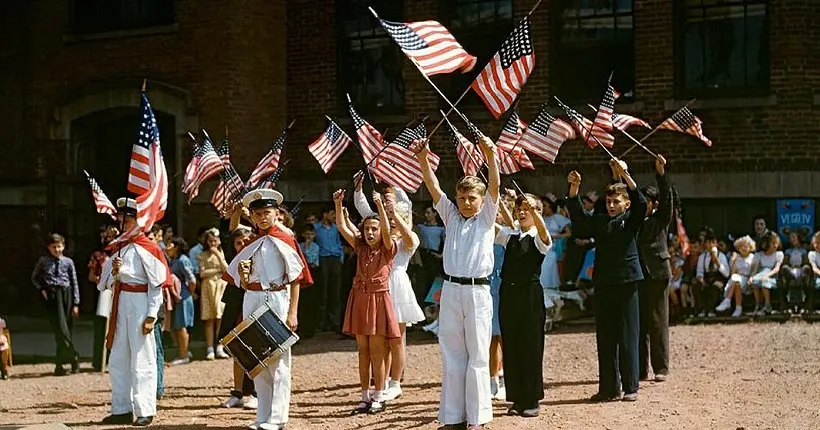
top-left (665, 95), bottom-right (777, 110)
top-left (63, 24), bottom-right (179, 44)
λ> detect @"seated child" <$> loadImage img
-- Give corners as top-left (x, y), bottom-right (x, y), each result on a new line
top-left (804, 232), bottom-right (820, 314)
top-left (0, 316), bottom-right (9, 380)
top-left (694, 231), bottom-right (729, 317)
top-left (679, 240), bottom-right (701, 315)
top-left (750, 232), bottom-right (784, 316)
top-left (667, 238), bottom-right (684, 307)
top-left (716, 235), bottom-right (755, 317)
top-left (780, 232), bottom-right (810, 312)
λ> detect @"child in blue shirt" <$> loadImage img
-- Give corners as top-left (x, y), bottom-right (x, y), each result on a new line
top-left (299, 224), bottom-right (321, 338)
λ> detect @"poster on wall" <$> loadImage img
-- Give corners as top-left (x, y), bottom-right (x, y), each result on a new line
top-left (776, 199), bottom-right (815, 243)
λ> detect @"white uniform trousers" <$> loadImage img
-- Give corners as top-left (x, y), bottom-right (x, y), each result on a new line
top-left (243, 290), bottom-right (292, 426)
top-left (109, 291), bottom-right (157, 417)
top-left (438, 281), bottom-right (493, 425)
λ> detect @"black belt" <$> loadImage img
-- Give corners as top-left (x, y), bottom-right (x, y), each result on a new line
top-left (444, 275), bottom-right (490, 286)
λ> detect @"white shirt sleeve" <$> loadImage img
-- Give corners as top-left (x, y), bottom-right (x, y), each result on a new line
top-left (146, 284), bottom-right (163, 319)
top-left (434, 193), bottom-right (458, 227)
top-left (532, 230), bottom-right (551, 255)
top-left (717, 253), bottom-right (730, 278)
top-left (478, 191), bottom-right (499, 228)
top-left (776, 251), bottom-right (784, 266)
top-left (353, 189), bottom-right (376, 218)
top-left (696, 254), bottom-right (705, 278)
top-left (494, 226), bottom-right (513, 248)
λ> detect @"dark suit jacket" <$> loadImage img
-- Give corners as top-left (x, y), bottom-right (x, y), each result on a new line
top-left (637, 173), bottom-right (674, 281)
top-left (566, 187), bottom-right (647, 287)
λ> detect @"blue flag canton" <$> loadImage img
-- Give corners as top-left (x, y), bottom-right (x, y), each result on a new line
top-left (529, 106), bottom-right (558, 136)
top-left (137, 93), bottom-right (160, 149)
top-left (380, 20), bottom-right (427, 51)
top-left (502, 111), bottom-right (521, 135)
top-left (499, 16), bottom-right (533, 69)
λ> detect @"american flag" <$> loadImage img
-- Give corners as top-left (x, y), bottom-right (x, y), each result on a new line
top-left (471, 16), bottom-right (535, 119)
top-left (442, 116), bottom-right (481, 177)
top-left (659, 107), bottom-right (712, 146)
top-left (247, 131), bottom-right (287, 188)
top-left (183, 138), bottom-right (224, 203)
top-left (556, 98), bottom-right (615, 148)
top-left (349, 104), bottom-right (385, 165)
top-left (308, 118), bottom-right (353, 173)
top-left (82, 170), bottom-right (117, 220)
top-left (379, 122), bottom-right (441, 192)
top-left (211, 169), bottom-right (243, 216)
top-left (216, 138), bottom-right (231, 168)
top-left (496, 110), bottom-right (535, 171)
top-left (132, 92), bottom-right (168, 231)
top-left (592, 82), bottom-right (617, 133)
top-left (464, 119), bottom-right (517, 175)
top-left (585, 103), bottom-right (651, 131)
top-left (255, 162), bottom-right (287, 190)
top-left (378, 19), bottom-right (477, 76)
top-left (675, 208), bottom-right (691, 257)
top-left (517, 105), bottom-right (576, 163)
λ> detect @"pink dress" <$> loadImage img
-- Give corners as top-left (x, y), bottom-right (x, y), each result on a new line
top-left (343, 240), bottom-right (401, 339)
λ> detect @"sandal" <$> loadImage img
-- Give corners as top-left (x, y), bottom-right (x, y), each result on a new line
top-left (350, 402), bottom-right (370, 415)
top-left (368, 400), bottom-right (385, 414)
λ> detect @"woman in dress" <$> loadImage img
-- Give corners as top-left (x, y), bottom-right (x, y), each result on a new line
top-left (197, 231), bottom-right (230, 360)
top-left (540, 195), bottom-right (571, 292)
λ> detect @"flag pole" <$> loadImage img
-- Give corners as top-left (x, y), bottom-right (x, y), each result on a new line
top-left (619, 99), bottom-right (696, 157)
top-left (425, 0), bottom-right (544, 139)
top-left (201, 129), bottom-right (245, 200)
top-left (585, 103), bottom-right (658, 159)
top-left (440, 110), bottom-right (487, 182)
top-left (554, 96), bottom-right (616, 160)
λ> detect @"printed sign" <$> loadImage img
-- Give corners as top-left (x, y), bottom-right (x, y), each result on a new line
top-left (776, 199), bottom-right (815, 243)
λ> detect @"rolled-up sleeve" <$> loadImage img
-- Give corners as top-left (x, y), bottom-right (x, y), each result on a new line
top-left (434, 193), bottom-right (458, 227)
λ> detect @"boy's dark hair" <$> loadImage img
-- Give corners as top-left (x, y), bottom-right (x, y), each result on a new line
top-left (150, 224), bottom-right (163, 236)
top-left (301, 223), bottom-right (315, 234)
top-left (702, 227), bottom-right (716, 242)
top-left (605, 183), bottom-right (629, 199)
top-left (169, 237), bottom-right (189, 255)
top-left (641, 185), bottom-right (659, 202)
top-left (48, 233), bottom-right (65, 245)
top-left (540, 195), bottom-right (558, 214)
top-left (760, 231), bottom-right (781, 251)
top-left (230, 227), bottom-right (252, 241)
top-left (321, 206), bottom-right (335, 216)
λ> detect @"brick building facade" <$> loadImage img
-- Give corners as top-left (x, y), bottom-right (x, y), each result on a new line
top-left (1, 0), bottom-right (818, 313)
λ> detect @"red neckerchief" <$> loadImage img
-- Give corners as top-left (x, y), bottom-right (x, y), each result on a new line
top-left (258, 225), bottom-right (314, 287)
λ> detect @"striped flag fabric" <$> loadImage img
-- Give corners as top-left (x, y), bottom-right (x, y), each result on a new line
top-left (517, 105), bottom-right (576, 163)
top-left (585, 103), bottom-right (651, 132)
top-left (133, 92), bottom-right (168, 231)
top-left (496, 110), bottom-right (535, 171)
top-left (181, 145), bottom-right (199, 195)
top-left (442, 116), bottom-right (481, 177)
top-left (308, 118), bottom-right (353, 173)
top-left (556, 99), bottom-right (615, 148)
top-left (378, 19), bottom-right (477, 76)
top-left (183, 138), bottom-right (224, 203)
top-left (247, 131), bottom-right (287, 188)
top-left (592, 82), bottom-right (617, 133)
top-left (349, 104), bottom-right (385, 165)
top-left (255, 162), bottom-right (287, 190)
top-left (82, 170), bottom-right (117, 220)
top-left (379, 122), bottom-right (441, 192)
top-left (216, 138), bottom-right (231, 168)
top-left (471, 16), bottom-right (535, 119)
top-left (463, 119), bottom-right (518, 175)
top-left (211, 169), bottom-right (243, 216)
top-left (659, 107), bottom-right (712, 146)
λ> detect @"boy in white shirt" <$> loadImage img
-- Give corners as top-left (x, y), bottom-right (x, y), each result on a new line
top-left (694, 231), bottom-right (730, 317)
top-left (415, 134), bottom-right (499, 430)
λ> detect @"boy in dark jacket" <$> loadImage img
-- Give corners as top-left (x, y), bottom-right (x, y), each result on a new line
top-left (566, 159), bottom-right (647, 402)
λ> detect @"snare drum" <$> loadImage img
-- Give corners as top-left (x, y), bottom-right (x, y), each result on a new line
top-left (219, 301), bottom-right (299, 378)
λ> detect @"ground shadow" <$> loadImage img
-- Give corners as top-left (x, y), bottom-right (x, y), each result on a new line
top-left (290, 329), bottom-right (439, 357)
top-left (541, 397), bottom-right (594, 406)
top-left (292, 380), bottom-right (440, 395)
top-left (544, 379), bottom-right (597, 389)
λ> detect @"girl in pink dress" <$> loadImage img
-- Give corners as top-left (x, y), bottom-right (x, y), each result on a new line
top-left (333, 189), bottom-right (400, 415)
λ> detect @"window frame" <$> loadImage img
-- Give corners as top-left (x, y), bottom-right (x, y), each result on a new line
top-left (549, 0), bottom-right (636, 104)
top-left (69, 0), bottom-right (175, 35)
top-left (335, 0), bottom-right (406, 115)
top-left (674, 0), bottom-right (770, 99)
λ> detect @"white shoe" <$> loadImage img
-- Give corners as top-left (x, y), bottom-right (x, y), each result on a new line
top-left (731, 306), bottom-right (743, 318)
top-left (222, 395), bottom-right (243, 408)
top-left (382, 383), bottom-right (402, 401)
top-left (169, 357), bottom-right (191, 366)
top-left (247, 423), bottom-right (259, 430)
top-left (707, 312), bottom-right (716, 317)
top-left (715, 298), bottom-right (732, 312)
top-left (494, 383), bottom-right (506, 401)
top-left (243, 396), bottom-right (258, 410)
top-left (258, 424), bottom-right (284, 430)
top-left (206, 352), bottom-right (215, 361)
top-left (215, 345), bottom-right (230, 359)
top-left (697, 311), bottom-right (706, 318)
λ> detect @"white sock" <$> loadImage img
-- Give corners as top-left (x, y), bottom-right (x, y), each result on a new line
top-left (206, 346), bottom-right (214, 354)
top-left (388, 380), bottom-right (400, 389)
top-left (491, 376), bottom-right (499, 385)
top-left (361, 389), bottom-right (371, 402)
top-left (372, 389), bottom-right (385, 402)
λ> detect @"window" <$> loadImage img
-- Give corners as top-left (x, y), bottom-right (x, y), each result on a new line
top-left (338, 0), bottom-right (405, 114)
top-left (71, 0), bottom-right (174, 34)
top-left (677, 0), bottom-right (769, 97)
top-left (444, 0), bottom-right (514, 104)
top-left (551, 0), bottom-right (634, 103)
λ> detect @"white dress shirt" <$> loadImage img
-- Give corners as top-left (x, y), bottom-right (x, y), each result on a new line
top-left (435, 192), bottom-right (499, 279)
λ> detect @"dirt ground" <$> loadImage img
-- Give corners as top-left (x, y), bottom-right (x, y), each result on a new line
top-left (1, 322), bottom-right (819, 430)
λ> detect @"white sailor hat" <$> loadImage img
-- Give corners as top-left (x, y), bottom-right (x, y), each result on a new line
top-left (242, 189), bottom-right (283, 210)
top-left (116, 197), bottom-right (138, 216)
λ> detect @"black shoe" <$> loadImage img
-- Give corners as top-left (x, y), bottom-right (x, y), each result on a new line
top-left (102, 412), bottom-right (133, 425)
top-left (350, 402), bottom-right (370, 415)
top-left (589, 392), bottom-right (622, 402)
top-left (71, 356), bottom-right (80, 374)
top-left (133, 416), bottom-right (153, 426)
top-left (1, 370), bottom-right (8, 380)
top-left (506, 404), bottom-right (522, 416)
top-left (54, 365), bottom-right (67, 376)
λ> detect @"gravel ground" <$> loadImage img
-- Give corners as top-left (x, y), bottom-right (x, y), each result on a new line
top-left (1, 322), bottom-right (819, 430)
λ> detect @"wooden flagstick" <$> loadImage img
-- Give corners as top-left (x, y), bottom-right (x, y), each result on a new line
top-left (619, 99), bottom-right (696, 157)
top-left (585, 103), bottom-right (658, 159)
top-left (424, 0), bottom-right (545, 140)
top-left (141, 78), bottom-right (146, 92)
top-left (554, 96), bottom-right (616, 160)
top-left (440, 110), bottom-right (487, 183)
top-left (201, 129), bottom-right (246, 207)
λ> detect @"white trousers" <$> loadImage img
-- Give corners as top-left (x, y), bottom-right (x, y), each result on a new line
top-left (243, 290), bottom-right (292, 426)
top-left (109, 291), bottom-right (157, 417)
top-left (437, 281), bottom-right (493, 425)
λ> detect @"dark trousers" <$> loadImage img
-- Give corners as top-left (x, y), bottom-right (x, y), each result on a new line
top-left (219, 286), bottom-right (255, 396)
top-left (297, 267), bottom-right (320, 337)
top-left (563, 241), bottom-right (591, 285)
top-left (499, 281), bottom-right (546, 407)
top-left (693, 275), bottom-right (724, 312)
top-left (317, 256), bottom-right (342, 331)
top-left (418, 250), bottom-right (442, 305)
top-left (93, 315), bottom-right (108, 370)
top-left (638, 279), bottom-right (670, 378)
top-left (45, 287), bottom-right (78, 366)
top-left (593, 282), bottom-right (640, 395)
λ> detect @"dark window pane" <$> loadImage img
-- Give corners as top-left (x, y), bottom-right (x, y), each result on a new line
top-left (338, 0), bottom-right (405, 113)
top-left (72, 0), bottom-right (174, 34)
top-left (677, 0), bottom-right (769, 97)
top-left (552, 0), bottom-right (635, 103)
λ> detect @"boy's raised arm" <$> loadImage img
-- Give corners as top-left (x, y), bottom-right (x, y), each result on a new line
top-left (333, 190), bottom-right (358, 248)
top-left (478, 135), bottom-right (500, 203)
top-left (415, 139), bottom-right (444, 204)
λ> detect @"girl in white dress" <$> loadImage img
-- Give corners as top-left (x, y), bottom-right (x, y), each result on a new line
top-left (716, 235), bottom-right (755, 317)
top-left (539, 196), bottom-right (571, 293)
top-left (352, 182), bottom-right (424, 401)
top-left (750, 232), bottom-right (784, 316)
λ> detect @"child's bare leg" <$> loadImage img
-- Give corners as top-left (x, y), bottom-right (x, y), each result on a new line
top-left (0, 349), bottom-right (8, 375)
top-left (233, 362), bottom-right (244, 391)
top-left (763, 288), bottom-right (771, 306)
top-left (368, 335), bottom-right (387, 397)
top-left (389, 324), bottom-right (406, 381)
top-left (733, 284), bottom-right (743, 307)
top-left (355, 335), bottom-right (371, 393)
top-left (753, 287), bottom-right (762, 306)
top-left (669, 289), bottom-right (680, 307)
top-left (489, 335), bottom-right (502, 378)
